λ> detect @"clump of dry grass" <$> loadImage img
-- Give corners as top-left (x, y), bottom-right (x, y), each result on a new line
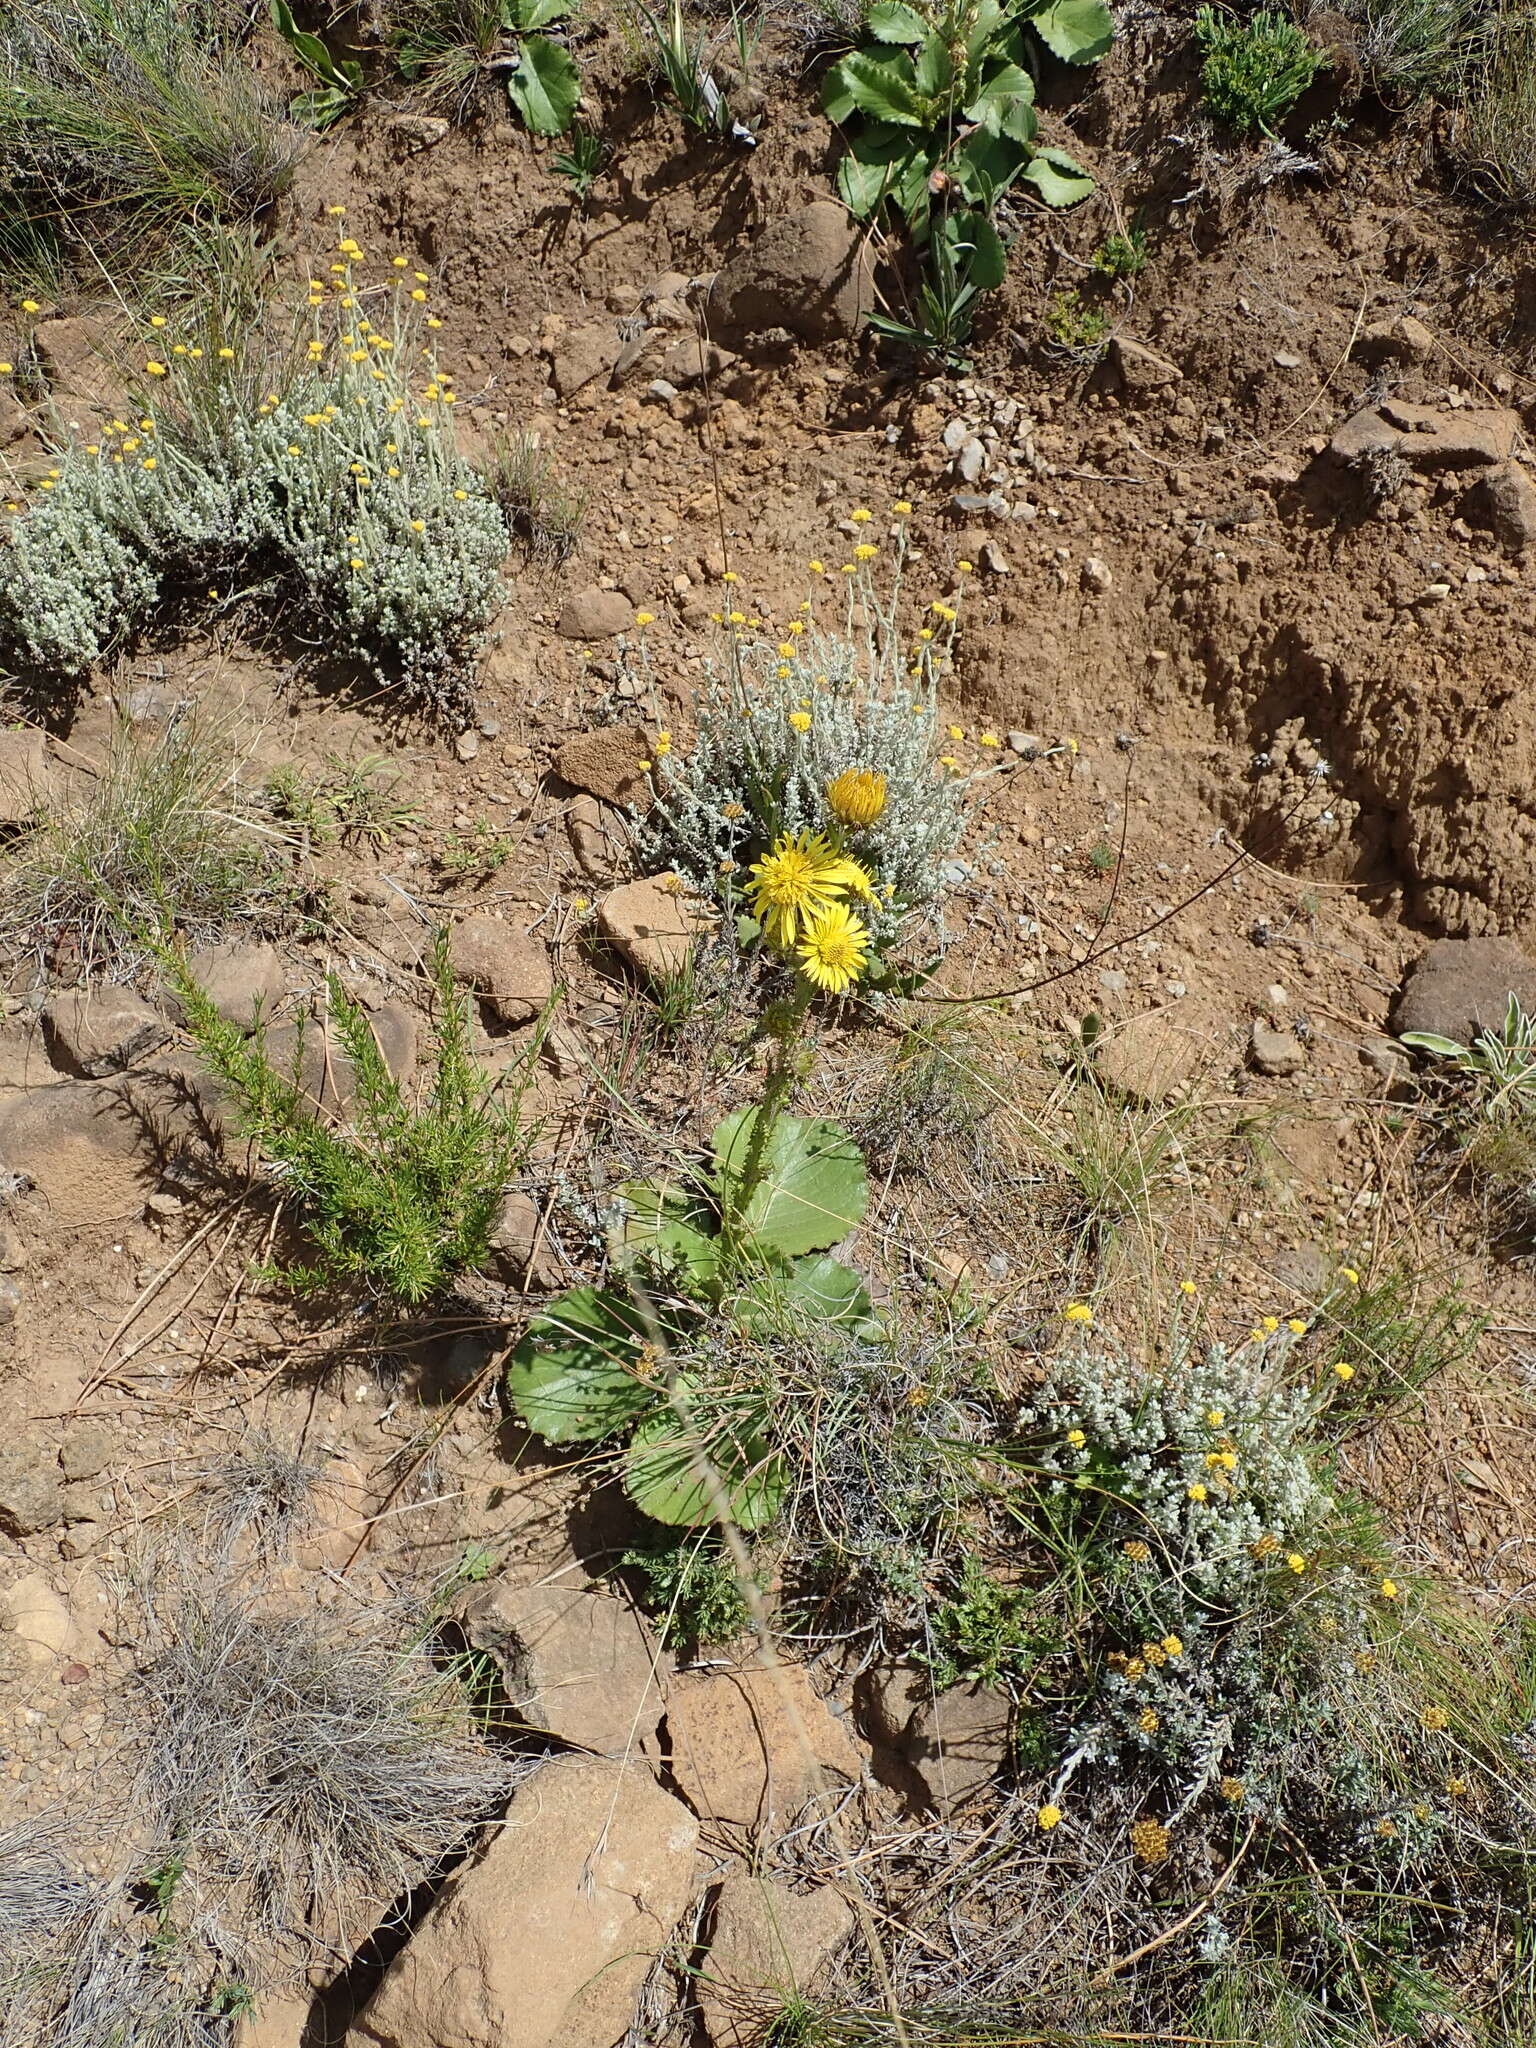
top-left (132, 1552), bottom-right (527, 1964)
top-left (196, 1433), bottom-right (327, 1559)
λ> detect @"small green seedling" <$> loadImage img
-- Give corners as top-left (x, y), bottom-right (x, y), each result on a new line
top-left (1195, 6), bottom-right (1326, 137)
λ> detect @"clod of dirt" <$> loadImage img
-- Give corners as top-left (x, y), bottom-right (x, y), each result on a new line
top-left (597, 876), bottom-right (713, 982)
top-left (1394, 936), bottom-right (1536, 1045)
top-left (30, 314), bottom-right (116, 416)
top-left (446, 915), bottom-right (552, 1029)
top-left (1460, 463), bottom-right (1536, 552)
top-left (1353, 313), bottom-right (1434, 366)
top-left (0, 727), bottom-right (50, 829)
top-left (555, 587), bottom-right (632, 640)
top-left (2, 1574), bottom-right (74, 1663)
top-left (41, 987), bottom-right (167, 1078)
top-left (697, 1873), bottom-right (854, 2048)
top-left (1249, 1020), bottom-right (1306, 1077)
top-left (553, 723), bottom-right (653, 805)
top-left (549, 321), bottom-right (624, 403)
top-left (1110, 335), bottom-right (1183, 395)
top-left (346, 1757), bottom-right (699, 2048)
top-left (707, 201), bottom-right (874, 346)
top-left (660, 336), bottom-right (736, 388)
top-left (457, 1576), bottom-right (666, 1753)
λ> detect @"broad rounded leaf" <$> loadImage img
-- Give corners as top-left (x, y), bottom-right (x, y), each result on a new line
top-left (914, 32), bottom-right (954, 97)
top-left (505, 1286), bottom-right (658, 1443)
top-left (1019, 145), bottom-right (1095, 206)
top-left (625, 1404), bottom-right (787, 1529)
top-left (615, 1177), bottom-right (722, 1293)
top-left (507, 34), bottom-right (579, 135)
top-left (777, 1255), bottom-right (874, 1324)
top-left (713, 1109), bottom-right (868, 1259)
top-left (866, 0), bottom-right (929, 41)
top-left (510, 0), bottom-right (572, 24)
top-left (1030, 0), bottom-right (1113, 64)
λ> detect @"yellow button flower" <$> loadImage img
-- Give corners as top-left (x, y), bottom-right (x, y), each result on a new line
top-left (1063, 1303), bottom-right (1093, 1324)
top-left (825, 768), bottom-right (887, 828)
top-left (1037, 1804), bottom-right (1063, 1831)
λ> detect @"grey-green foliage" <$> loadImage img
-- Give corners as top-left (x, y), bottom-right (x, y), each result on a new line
top-left (166, 931), bottom-right (541, 1306)
top-left (634, 608), bottom-right (971, 942)
top-left (0, 285), bottom-right (509, 706)
top-left (1194, 6), bottom-right (1326, 136)
top-left (0, 0), bottom-right (303, 282)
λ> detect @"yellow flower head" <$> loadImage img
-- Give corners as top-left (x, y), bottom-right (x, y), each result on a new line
top-left (825, 768), bottom-right (887, 829)
top-left (796, 901), bottom-right (871, 994)
top-left (1219, 1776), bottom-right (1245, 1804)
top-left (1063, 1302), bottom-right (1093, 1325)
top-left (1138, 1708), bottom-right (1159, 1734)
top-left (1122, 1540), bottom-right (1150, 1562)
top-left (634, 611), bottom-right (655, 627)
top-left (145, 361), bottom-right (167, 377)
top-left (809, 559), bottom-right (825, 575)
top-left (1187, 1482), bottom-right (1208, 1503)
top-left (853, 541), bottom-right (878, 561)
top-left (746, 829), bottom-right (875, 948)
top-left (789, 710), bottom-right (812, 733)
top-left (1341, 1265), bottom-right (1360, 1284)
top-left (1422, 1705), bottom-right (1448, 1731)
top-left (893, 499), bottom-right (912, 514)
top-left (1160, 1634), bottom-right (1183, 1658)
top-left (1180, 1280), bottom-right (1197, 1295)
top-left (1130, 1818), bottom-right (1171, 1866)
top-left (1205, 1409), bottom-right (1225, 1427)
top-left (1037, 1804), bottom-right (1063, 1831)
top-left (1380, 1577), bottom-right (1399, 1600)
top-left (1333, 1361), bottom-right (1355, 1381)
top-left (1287, 1553), bottom-right (1307, 1574)
top-left (1066, 1428), bottom-right (1086, 1448)
top-left (1287, 1317), bottom-right (1308, 1335)
top-left (19, 299), bottom-right (40, 314)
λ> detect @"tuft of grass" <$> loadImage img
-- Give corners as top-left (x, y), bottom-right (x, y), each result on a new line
top-left (264, 755), bottom-right (422, 854)
top-left (385, 0), bottom-right (514, 120)
top-left (0, 710), bottom-right (287, 978)
top-left (0, 0), bottom-right (303, 294)
top-left (1308, 1262), bottom-right (1486, 1433)
top-left (196, 1433), bottom-right (326, 1559)
top-left (1195, 6), bottom-right (1327, 137)
top-left (133, 1550), bottom-right (526, 1965)
top-left (855, 1012), bottom-right (993, 1175)
top-left (481, 429), bottom-right (588, 565)
top-left (165, 929), bottom-right (544, 1307)
top-left (1457, 8), bottom-right (1536, 208)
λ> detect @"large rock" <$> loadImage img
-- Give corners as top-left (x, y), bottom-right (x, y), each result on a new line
top-left (666, 1664), bottom-right (863, 1837)
top-left (698, 1875), bottom-right (854, 2048)
top-left (0, 1447), bottom-right (67, 1538)
top-left (598, 876), bottom-right (714, 982)
top-left (861, 1664), bottom-right (1010, 1814)
top-left (708, 202), bottom-right (874, 345)
top-left (556, 586), bottom-right (632, 640)
top-left (1395, 937), bottom-right (1536, 1046)
top-left (1094, 1005), bottom-right (1219, 1104)
top-left (548, 321), bottom-right (621, 401)
top-left (42, 987), bottom-right (167, 1077)
top-left (1331, 401), bottom-right (1519, 472)
top-left (1460, 463), bottom-right (1536, 551)
top-left (0, 728), bottom-right (50, 828)
top-left (457, 1577), bottom-right (667, 1753)
top-left (234, 1993), bottom-right (312, 2048)
top-left (183, 941), bottom-right (289, 1031)
top-left (553, 724), bottom-right (652, 807)
top-left (448, 915), bottom-right (553, 1028)
top-left (348, 1757), bottom-right (699, 2048)
top-left (0, 1077), bottom-right (164, 1227)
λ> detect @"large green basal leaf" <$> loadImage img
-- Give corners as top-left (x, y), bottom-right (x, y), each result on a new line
top-left (615, 1177), bottom-right (722, 1292)
top-left (624, 1402), bottom-right (787, 1529)
top-left (829, 49), bottom-right (932, 127)
top-left (507, 34), bottom-right (579, 135)
top-left (712, 1109), bottom-right (868, 1259)
top-left (865, 0), bottom-right (928, 41)
top-left (505, 1286), bottom-right (658, 1443)
top-left (1030, 0), bottom-right (1113, 64)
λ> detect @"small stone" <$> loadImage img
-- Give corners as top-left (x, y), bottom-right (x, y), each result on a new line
top-left (1007, 731), bottom-right (1042, 757)
top-left (484, 1190), bottom-right (561, 1288)
top-left (556, 587), bottom-right (632, 640)
top-left (459, 1577), bottom-right (667, 1752)
top-left (979, 542), bottom-right (1010, 575)
top-left (42, 987), bottom-right (167, 1078)
top-left (957, 438), bottom-right (986, 484)
top-left (1080, 555), bottom-right (1113, 594)
top-left (659, 336), bottom-right (736, 386)
top-left (1273, 351), bottom-right (1302, 369)
top-left (453, 729), bottom-right (480, 764)
top-left (1110, 337), bottom-right (1182, 393)
top-left (597, 876), bottom-right (715, 981)
top-left (386, 112), bottom-right (450, 149)
top-left (1460, 463), bottom-right (1536, 551)
top-left (941, 419), bottom-right (971, 454)
top-left (548, 321), bottom-right (621, 400)
top-left (448, 914), bottom-right (553, 1028)
top-left (59, 1421), bottom-right (115, 1484)
top-left (1249, 1020), bottom-right (1306, 1077)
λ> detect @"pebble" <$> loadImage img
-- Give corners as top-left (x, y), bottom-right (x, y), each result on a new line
top-left (957, 439), bottom-right (986, 484)
top-left (942, 419), bottom-right (971, 454)
top-left (1007, 731), bottom-right (1042, 756)
top-left (454, 731), bottom-right (481, 763)
top-left (1081, 556), bottom-right (1113, 593)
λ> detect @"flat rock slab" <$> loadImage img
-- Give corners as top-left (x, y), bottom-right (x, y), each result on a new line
top-left (348, 1757), bottom-right (699, 2048)
top-left (666, 1664), bottom-right (863, 1839)
top-left (1395, 936), bottom-right (1536, 1046)
top-left (698, 1875), bottom-right (853, 2047)
top-left (458, 1576), bottom-right (667, 1754)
